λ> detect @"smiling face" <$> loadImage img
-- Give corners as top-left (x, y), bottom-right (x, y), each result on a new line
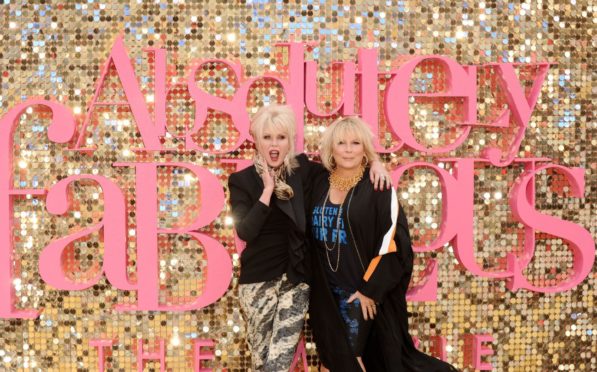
top-left (256, 123), bottom-right (291, 169)
top-left (332, 130), bottom-right (365, 172)
top-left (320, 116), bottom-right (377, 172)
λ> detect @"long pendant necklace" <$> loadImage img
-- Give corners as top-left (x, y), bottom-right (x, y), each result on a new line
top-left (321, 187), bottom-right (367, 274)
top-left (345, 189), bottom-right (366, 273)
top-left (321, 190), bottom-right (344, 272)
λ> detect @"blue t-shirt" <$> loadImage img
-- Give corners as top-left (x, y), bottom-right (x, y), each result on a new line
top-left (311, 198), bottom-right (365, 291)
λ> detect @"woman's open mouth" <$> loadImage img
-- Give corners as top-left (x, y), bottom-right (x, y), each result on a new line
top-left (269, 150), bottom-right (280, 162)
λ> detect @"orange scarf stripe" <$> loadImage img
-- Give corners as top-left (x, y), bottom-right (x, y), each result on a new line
top-left (363, 226), bottom-right (398, 282)
top-left (364, 256), bottom-right (382, 282)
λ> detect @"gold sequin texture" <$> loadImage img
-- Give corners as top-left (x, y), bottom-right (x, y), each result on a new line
top-left (0, 0), bottom-right (595, 370)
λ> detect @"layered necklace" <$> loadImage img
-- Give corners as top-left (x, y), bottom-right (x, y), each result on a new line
top-left (320, 190), bottom-right (347, 272)
top-left (321, 165), bottom-right (366, 272)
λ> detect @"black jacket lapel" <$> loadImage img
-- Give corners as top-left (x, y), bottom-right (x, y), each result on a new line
top-left (287, 171), bottom-right (305, 231)
top-left (275, 171), bottom-right (300, 230)
top-left (250, 166), bottom-right (263, 191)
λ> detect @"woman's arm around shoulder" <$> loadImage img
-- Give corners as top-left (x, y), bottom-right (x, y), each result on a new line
top-left (295, 153), bottom-right (326, 179)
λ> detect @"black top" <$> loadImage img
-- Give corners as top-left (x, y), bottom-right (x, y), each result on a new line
top-left (228, 154), bottom-right (325, 284)
top-left (238, 198), bottom-right (292, 283)
top-left (311, 198), bottom-right (364, 291)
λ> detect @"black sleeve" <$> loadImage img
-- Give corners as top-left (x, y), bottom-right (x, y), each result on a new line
top-left (395, 202), bottom-right (414, 276)
top-left (295, 153), bottom-right (326, 182)
top-left (295, 153), bottom-right (327, 207)
top-left (228, 173), bottom-right (271, 243)
top-left (358, 188), bottom-right (404, 303)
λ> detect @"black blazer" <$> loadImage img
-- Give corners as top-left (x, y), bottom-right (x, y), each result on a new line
top-left (228, 154), bottom-right (324, 284)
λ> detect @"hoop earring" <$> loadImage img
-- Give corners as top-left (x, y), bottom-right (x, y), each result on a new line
top-left (361, 154), bottom-right (369, 166)
top-left (328, 155), bottom-right (336, 169)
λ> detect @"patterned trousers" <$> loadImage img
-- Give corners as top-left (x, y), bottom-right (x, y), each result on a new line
top-left (238, 274), bottom-right (310, 372)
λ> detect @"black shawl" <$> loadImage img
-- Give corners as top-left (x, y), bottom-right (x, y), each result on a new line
top-left (307, 168), bottom-right (458, 372)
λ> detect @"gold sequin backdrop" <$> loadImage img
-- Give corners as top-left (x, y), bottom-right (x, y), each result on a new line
top-left (0, 0), bottom-right (595, 371)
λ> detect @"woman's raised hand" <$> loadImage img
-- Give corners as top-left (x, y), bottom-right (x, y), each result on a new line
top-left (258, 157), bottom-right (275, 206)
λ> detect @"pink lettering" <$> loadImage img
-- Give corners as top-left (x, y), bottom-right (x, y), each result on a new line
top-left (40, 175), bottom-right (131, 290)
top-left (137, 339), bottom-right (166, 372)
top-left (192, 339), bottom-right (216, 372)
top-left (507, 163), bottom-right (594, 292)
top-left (113, 162), bottom-right (231, 311)
top-left (90, 338), bottom-right (115, 372)
top-left (0, 99), bottom-right (75, 318)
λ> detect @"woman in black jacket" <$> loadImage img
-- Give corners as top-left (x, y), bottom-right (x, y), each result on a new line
top-left (228, 105), bottom-right (390, 371)
top-left (308, 116), bottom-right (458, 371)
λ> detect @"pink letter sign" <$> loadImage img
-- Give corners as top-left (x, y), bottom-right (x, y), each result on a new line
top-left (0, 99), bottom-right (75, 318)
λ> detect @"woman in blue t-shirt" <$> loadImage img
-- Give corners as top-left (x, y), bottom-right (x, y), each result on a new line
top-left (308, 116), bottom-right (458, 371)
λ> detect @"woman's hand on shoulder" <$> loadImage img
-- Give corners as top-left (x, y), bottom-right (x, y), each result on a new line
top-left (369, 160), bottom-right (391, 191)
top-left (348, 290), bottom-right (377, 320)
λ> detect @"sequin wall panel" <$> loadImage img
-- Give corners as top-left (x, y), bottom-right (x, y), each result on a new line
top-left (0, 1), bottom-right (595, 371)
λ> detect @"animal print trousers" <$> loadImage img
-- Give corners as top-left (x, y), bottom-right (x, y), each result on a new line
top-left (238, 274), bottom-right (310, 372)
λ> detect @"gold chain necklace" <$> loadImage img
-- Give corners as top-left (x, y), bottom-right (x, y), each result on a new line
top-left (321, 190), bottom-right (345, 272)
top-left (329, 166), bottom-right (365, 192)
top-left (321, 186), bottom-right (366, 273)
top-left (345, 189), bottom-right (366, 273)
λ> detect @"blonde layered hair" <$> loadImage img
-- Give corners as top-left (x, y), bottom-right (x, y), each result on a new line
top-left (320, 116), bottom-right (380, 171)
top-left (250, 104), bottom-right (298, 175)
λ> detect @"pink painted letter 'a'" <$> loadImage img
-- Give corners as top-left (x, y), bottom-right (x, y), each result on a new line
top-left (40, 175), bottom-right (132, 291)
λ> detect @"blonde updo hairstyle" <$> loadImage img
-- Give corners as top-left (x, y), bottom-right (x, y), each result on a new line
top-left (250, 104), bottom-right (298, 175)
top-left (250, 104), bottom-right (298, 200)
top-left (320, 116), bottom-right (380, 171)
